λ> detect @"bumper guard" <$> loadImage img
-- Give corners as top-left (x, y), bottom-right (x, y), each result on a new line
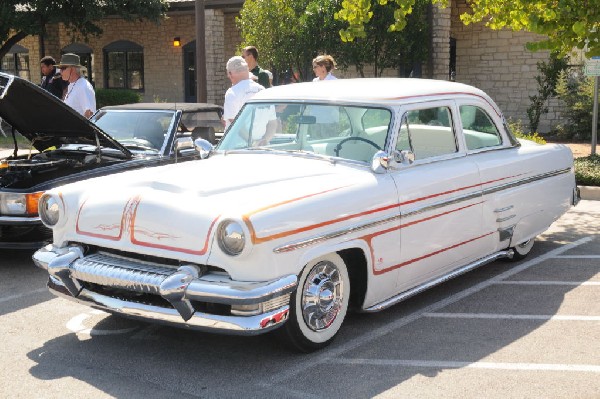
top-left (33, 244), bottom-right (298, 335)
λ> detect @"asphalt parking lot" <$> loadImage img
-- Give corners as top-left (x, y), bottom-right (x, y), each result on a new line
top-left (0, 201), bottom-right (598, 398)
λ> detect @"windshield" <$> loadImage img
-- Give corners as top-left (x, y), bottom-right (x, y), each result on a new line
top-left (92, 110), bottom-right (175, 152)
top-left (217, 103), bottom-right (392, 163)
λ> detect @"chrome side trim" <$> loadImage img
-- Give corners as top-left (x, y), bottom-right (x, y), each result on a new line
top-left (363, 250), bottom-right (513, 312)
top-left (482, 168), bottom-right (571, 197)
top-left (494, 205), bottom-right (514, 213)
top-left (273, 167), bottom-right (572, 253)
top-left (496, 215), bottom-right (515, 223)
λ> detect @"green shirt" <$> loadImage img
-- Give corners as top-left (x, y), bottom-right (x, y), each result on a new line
top-left (250, 65), bottom-right (271, 88)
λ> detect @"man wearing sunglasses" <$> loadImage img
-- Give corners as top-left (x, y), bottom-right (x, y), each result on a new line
top-left (57, 53), bottom-right (96, 118)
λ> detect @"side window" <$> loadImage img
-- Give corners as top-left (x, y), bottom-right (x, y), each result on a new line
top-left (396, 106), bottom-right (456, 160)
top-left (460, 105), bottom-right (502, 150)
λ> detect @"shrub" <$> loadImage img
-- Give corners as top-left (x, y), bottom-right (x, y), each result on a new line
top-left (554, 69), bottom-right (594, 140)
top-left (526, 54), bottom-right (568, 133)
top-left (574, 155), bottom-right (600, 187)
top-left (95, 89), bottom-right (142, 108)
top-left (508, 118), bottom-right (547, 144)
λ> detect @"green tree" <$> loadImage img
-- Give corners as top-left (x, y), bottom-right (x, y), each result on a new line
top-left (0, 0), bottom-right (168, 60)
top-left (336, 0), bottom-right (600, 57)
top-left (238, 0), bottom-right (429, 81)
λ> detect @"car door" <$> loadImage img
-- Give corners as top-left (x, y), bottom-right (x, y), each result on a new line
top-left (388, 101), bottom-right (487, 293)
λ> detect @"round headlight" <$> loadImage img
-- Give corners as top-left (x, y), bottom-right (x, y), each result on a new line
top-left (217, 220), bottom-right (246, 256)
top-left (39, 194), bottom-right (62, 227)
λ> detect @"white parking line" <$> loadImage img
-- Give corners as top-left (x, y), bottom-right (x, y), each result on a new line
top-left (424, 312), bottom-right (600, 321)
top-left (497, 281), bottom-right (600, 286)
top-left (332, 358), bottom-right (600, 373)
top-left (261, 236), bottom-right (593, 386)
top-left (0, 288), bottom-right (47, 304)
top-left (554, 255), bottom-right (600, 259)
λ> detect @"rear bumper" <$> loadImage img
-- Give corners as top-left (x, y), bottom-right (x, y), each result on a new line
top-left (33, 244), bottom-right (297, 335)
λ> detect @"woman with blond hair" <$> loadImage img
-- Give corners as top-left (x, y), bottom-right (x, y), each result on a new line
top-left (312, 54), bottom-right (337, 81)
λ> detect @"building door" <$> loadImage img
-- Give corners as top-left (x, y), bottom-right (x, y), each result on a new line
top-left (183, 41), bottom-right (196, 103)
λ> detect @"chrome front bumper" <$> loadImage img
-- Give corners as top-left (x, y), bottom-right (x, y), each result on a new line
top-left (33, 244), bottom-right (298, 335)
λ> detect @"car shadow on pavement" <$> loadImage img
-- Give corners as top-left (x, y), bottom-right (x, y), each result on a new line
top-left (24, 236), bottom-right (599, 398)
top-left (0, 249), bottom-right (53, 317)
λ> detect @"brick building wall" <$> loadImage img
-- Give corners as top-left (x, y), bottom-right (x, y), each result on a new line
top-left (10, 8), bottom-right (234, 107)
top-left (451, 0), bottom-right (558, 132)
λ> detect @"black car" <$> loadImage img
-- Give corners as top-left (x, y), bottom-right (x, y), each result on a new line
top-left (0, 72), bottom-right (222, 249)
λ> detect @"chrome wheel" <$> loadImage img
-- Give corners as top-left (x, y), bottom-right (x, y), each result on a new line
top-left (301, 260), bottom-right (344, 331)
top-left (276, 253), bottom-right (350, 352)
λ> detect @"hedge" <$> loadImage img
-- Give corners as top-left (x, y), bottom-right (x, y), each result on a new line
top-left (95, 89), bottom-right (142, 108)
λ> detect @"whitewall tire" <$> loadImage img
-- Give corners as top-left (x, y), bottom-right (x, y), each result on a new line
top-left (506, 238), bottom-right (535, 261)
top-left (277, 253), bottom-right (350, 352)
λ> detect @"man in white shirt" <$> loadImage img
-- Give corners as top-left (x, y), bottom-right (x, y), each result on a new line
top-left (57, 53), bottom-right (96, 118)
top-left (222, 56), bottom-right (264, 130)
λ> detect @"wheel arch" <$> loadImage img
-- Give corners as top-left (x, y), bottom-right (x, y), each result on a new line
top-left (295, 240), bottom-right (370, 312)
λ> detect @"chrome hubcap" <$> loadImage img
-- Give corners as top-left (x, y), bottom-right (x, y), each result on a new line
top-left (301, 261), bottom-right (343, 331)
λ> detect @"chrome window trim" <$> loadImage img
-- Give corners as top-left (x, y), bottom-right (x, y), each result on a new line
top-left (273, 167), bottom-right (572, 253)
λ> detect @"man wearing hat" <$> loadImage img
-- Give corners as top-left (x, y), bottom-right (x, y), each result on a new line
top-left (57, 53), bottom-right (96, 118)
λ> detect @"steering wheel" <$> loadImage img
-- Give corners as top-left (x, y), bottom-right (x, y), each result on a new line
top-left (334, 136), bottom-right (381, 157)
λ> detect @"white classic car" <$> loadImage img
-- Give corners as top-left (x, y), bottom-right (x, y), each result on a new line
top-left (33, 79), bottom-right (578, 352)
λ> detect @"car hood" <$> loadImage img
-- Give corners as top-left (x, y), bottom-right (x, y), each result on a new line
top-left (0, 73), bottom-right (131, 156)
top-left (59, 152), bottom-right (381, 263)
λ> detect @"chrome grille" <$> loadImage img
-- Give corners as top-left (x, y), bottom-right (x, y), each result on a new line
top-left (71, 252), bottom-right (178, 295)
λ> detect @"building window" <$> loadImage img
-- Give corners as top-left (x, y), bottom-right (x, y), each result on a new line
top-left (103, 40), bottom-right (144, 90)
top-left (1, 44), bottom-right (30, 80)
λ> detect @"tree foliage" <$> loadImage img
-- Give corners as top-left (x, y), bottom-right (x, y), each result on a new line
top-left (336, 0), bottom-right (600, 57)
top-left (526, 53), bottom-right (568, 133)
top-left (238, 0), bottom-right (429, 81)
top-left (0, 0), bottom-right (168, 60)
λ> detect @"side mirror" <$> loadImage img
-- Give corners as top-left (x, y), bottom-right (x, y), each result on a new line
top-left (174, 137), bottom-right (194, 163)
top-left (175, 137), bottom-right (194, 152)
top-left (371, 151), bottom-right (390, 174)
top-left (194, 138), bottom-right (214, 159)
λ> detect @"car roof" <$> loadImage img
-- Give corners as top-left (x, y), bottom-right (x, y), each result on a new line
top-left (251, 78), bottom-right (498, 111)
top-left (100, 103), bottom-right (223, 114)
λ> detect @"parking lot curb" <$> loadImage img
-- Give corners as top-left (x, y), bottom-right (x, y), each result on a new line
top-left (579, 186), bottom-right (600, 201)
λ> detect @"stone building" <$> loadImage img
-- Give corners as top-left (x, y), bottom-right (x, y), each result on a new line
top-left (1, 0), bottom-right (573, 132)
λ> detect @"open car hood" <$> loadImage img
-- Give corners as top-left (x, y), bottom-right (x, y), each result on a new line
top-left (0, 72), bottom-right (131, 157)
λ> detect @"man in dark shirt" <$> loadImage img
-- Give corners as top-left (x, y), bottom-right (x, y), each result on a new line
top-left (40, 56), bottom-right (67, 99)
top-left (241, 46), bottom-right (271, 88)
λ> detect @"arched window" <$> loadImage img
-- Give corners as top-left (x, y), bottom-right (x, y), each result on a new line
top-left (103, 40), bottom-right (144, 90)
top-left (1, 44), bottom-right (30, 80)
top-left (62, 43), bottom-right (94, 85)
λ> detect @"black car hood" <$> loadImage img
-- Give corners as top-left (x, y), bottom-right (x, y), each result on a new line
top-left (0, 72), bottom-right (131, 157)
